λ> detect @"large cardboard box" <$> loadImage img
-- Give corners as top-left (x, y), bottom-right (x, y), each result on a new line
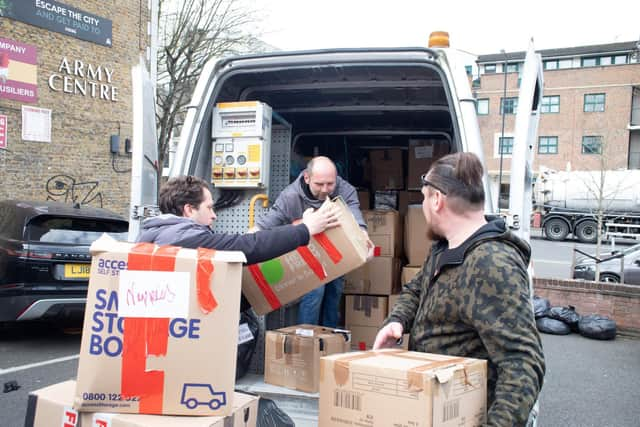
top-left (405, 204), bottom-right (433, 266)
top-left (407, 139), bottom-right (450, 190)
top-left (243, 197), bottom-right (369, 315)
top-left (264, 324), bottom-right (351, 393)
top-left (349, 325), bottom-right (380, 350)
top-left (25, 380), bottom-right (259, 427)
top-left (344, 256), bottom-right (401, 295)
top-left (398, 190), bottom-right (424, 216)
top-left (362, 210), bottom-right (402, 257)
top-left (75, 236), bottom-right (246, 416)
top-left (370, 149), bottom-right (404, 190)
top-left (357, 190), bottom-right (370, 210)
top-left (345, 295), bottom-right (388, 327)
top-left (319, 350), bottom-right (487, 427)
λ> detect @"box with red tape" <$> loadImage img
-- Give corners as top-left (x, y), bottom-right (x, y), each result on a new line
top-left (75, 235), bottom-right (246, 416)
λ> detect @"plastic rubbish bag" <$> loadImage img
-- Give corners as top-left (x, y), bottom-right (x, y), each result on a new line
top-left (579, 314), bottom-right (617, 340)
top-left (533, 296), bottom-right (551, 318)
top-left (536, 317), bottom-right (571, 335)
top-left (236, 308), bottom-right (260, 380)
top-left (548, 305), bottom-right (581, 332)
top-left (257, 397), bottom-right (295, 427)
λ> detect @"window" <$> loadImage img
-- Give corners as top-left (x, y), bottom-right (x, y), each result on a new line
top-left (582, 57), bottom-right (598, 67)
top-left (582, 136), bottom-right (602, 154)
top-left (538, 136), bottom-right (558, 154)
top-left (476, 99), bottom-right (489, 115)
top-left (499, 137), bottom-right (514, 155)
top-left (543, 60), bottom-right (558, 70)
top-left (465, 65), bottom-right (472, 75)
top-left (506, 63), bottom-right (519, 73)
top-left (614, 54), bottom-right (628, 64)
top-left (558, 59), bottom-right (572, 69)
top-left (500, 97), bottom-right (518, 115)
top-left (484, 64), bottom-right (496, 73)
top-left (541, 95), bottom-right (560, 113)
top-left (584, 93), bottom-right (605, 112)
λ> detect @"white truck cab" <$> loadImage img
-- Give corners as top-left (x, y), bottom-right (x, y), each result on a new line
top-left (130, 33), bottom-right (543, 244)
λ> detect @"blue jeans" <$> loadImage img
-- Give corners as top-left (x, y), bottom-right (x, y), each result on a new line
top-left (297, 277), bottom-right (344, 327)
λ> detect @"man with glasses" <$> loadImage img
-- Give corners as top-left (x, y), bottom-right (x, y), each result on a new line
top-left (373, 152), bottom-right (544, 426)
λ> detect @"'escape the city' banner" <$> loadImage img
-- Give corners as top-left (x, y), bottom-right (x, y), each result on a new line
top-left (0, 0), bottom-right (112, 47)
top-left (0, 37), bottom-right (38, 103)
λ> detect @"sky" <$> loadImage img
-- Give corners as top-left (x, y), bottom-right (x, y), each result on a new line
top-left (251, 0), bottom-right (640, 55)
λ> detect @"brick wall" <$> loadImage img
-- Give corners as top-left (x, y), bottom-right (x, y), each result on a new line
top-left (534, 277), bottom-right (640, 333)
top-left (0, 1), bottom-right (150, 217)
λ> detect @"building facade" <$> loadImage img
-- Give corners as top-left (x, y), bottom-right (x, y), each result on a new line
top-left (0, 0), bottom-right (152, 217)
top-left (474, 41), bottom-right (640, 201)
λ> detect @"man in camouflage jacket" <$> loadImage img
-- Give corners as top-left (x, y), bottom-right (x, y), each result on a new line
top-left (374, 152), bottom-right (545, 426)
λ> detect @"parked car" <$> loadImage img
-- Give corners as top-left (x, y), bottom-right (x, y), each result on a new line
top-left (573, 244), bottom-right (640, 284)
top-left (0, 200), bottom-right (128, 322)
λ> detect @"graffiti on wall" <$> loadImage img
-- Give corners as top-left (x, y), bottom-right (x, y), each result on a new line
top-left (46, 174), bottom-right (103, 208)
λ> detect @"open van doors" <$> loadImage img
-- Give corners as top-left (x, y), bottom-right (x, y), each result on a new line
top-left (129, 58), bottom-right (160, 241)
top-left (508, 41), bottom-right (544, 242)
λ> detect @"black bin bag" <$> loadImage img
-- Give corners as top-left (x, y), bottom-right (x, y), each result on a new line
top-left (579, 314), bottom-right (617, 340)
top-left (536, 317), bottom-right (571, 335)
top-left (533, 296), bottom-right (551, 318)
top-left (236, 307), bottom-right (260, 380)
top-left (257, 397), bottom-right (295, 427)
top-left (548, 305), bottom-right (581, 332)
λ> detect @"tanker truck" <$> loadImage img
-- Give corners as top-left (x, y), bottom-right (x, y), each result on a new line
top-left (535, 169), bottom-right (640, 243)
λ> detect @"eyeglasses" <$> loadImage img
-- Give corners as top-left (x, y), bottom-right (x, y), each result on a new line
top-left (420, 174), bottom-right (448, 195)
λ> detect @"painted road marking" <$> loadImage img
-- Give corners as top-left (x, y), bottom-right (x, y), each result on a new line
top-left (0, 354), bottom-right (79, 376)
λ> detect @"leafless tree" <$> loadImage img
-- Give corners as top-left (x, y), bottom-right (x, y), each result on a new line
top-left (156, 0), bottom-right (268, 174)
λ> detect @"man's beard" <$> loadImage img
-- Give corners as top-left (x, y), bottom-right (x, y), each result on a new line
top-left (426, 221), bottom-right (444, 242)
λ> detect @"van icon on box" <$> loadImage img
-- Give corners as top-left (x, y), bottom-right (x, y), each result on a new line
top-left (180, 383), bottom-right (227, 410)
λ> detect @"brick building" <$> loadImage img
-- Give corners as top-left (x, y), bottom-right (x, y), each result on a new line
top-left (0, 0), bottom-right (151, 216)
top-left (474, 41), bottom-right (640, 201)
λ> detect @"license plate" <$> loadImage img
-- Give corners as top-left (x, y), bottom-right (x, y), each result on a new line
top-left (64, 263), bottom-right (90, 279)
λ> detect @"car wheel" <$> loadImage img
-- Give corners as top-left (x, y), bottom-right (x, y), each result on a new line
top-left (209, 399), bottom-right (221, 410)
top-left (544, 218), bottom-right (569, 241)
top-left (599, 273), bottom-right (620, 283)
top-left (575, 220), bottom-right (598, 244)
top-left (185, 399), bottom-right (198, 409)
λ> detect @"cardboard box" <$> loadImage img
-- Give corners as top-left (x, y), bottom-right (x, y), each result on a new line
top-left (348, 325), bottom-right (380, 350)
top-left (243, 197), bottom-right (369, 315)
top-left (264, 324), bottom-right (351, 393)
top-left (401, 266), bottom-right (422, 284)
top-left (362, 210), bottom-right (402, 257)
top-left (373, 190), bottom-right (398, 210)
top-left (407, 139), bottom-right (450, 190)
top-left (344, 257), bottom-right (401, 295)
top-left (370, 149), bottom-right (404, 190)
top-left (345, 295), bottom-right (388, 327)
top-left (26, 380), bottom-right (259, 427)
top-left (319, 350), bottom-right (487, 426)
top-left (75, 236), bottom-right (246, 416)
top-left (357, 190), bottom-right (370, 210)
top-left (404, 205), bottom-right (432, 266)
top-left (388, 293), bottom-right (401, 314)
top-left (398, 191), bottom-right (424, 216)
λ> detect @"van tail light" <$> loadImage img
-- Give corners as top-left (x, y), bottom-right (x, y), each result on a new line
top-left (6, 248), bottom-right (53, 259)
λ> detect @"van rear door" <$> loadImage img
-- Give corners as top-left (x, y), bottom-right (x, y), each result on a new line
top-left (508, 41), bottom-right (544, 241)
top-left (129, 59), bottom-right (160, 241)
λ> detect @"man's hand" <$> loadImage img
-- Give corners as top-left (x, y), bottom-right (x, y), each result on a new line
top-left (362, 229), bottom-right (375, 260)
top-left (302, 206), bottom-right (340, 235)
top-left (373, 322), bottom-right (404, 350)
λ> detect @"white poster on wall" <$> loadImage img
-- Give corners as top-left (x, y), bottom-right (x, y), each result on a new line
top-left (21, 105), bottom-right (51, 143)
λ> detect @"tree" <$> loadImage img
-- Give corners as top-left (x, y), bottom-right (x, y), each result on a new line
top-left (156, 0), bottom-right (266, 175)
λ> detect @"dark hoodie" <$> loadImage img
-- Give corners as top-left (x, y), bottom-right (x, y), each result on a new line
top-left (137, 214), bottom-right (310, 265)
top-left (386, 217), bottom-right (544, 427)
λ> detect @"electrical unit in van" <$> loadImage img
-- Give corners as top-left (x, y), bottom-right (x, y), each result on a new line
top-left (211, 101), bottom-right (272, 188)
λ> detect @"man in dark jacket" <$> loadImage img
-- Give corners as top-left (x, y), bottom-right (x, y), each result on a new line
top-left (137, 175), bottom-right (339, 265)
top-left (373, 152), bottom-right (545, 426)
top-left (253, 156), bottom-right (373, 327)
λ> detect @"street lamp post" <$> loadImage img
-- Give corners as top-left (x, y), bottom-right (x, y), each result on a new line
top-left (497, 49), bottom-right (508, 210)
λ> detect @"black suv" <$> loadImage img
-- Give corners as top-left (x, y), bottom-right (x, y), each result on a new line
top-left (0, 200), bottom-right (128, 322)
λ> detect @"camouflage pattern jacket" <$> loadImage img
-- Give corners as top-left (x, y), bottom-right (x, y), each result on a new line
top-left (386, 218), bottom-right (545, 426)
